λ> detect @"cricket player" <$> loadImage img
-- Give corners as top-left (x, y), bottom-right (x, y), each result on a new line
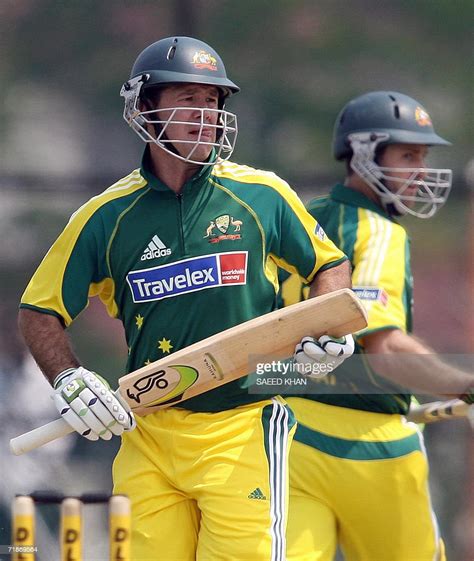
top-left (18, 36), bottom-right (353, 560)
top-left (282, 91), bottom-right (474, 561)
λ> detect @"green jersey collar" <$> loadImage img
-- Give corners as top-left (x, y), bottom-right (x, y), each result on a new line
top-left (140, 147), bottom-right (215, 193)
top-left (330, 184), bottom-right (393, 219)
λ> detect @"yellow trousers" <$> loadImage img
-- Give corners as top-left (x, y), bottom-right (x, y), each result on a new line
top-left (286, 398), bottom-right (446, 561)
top-left (113, 397), bottom-right (296, 561)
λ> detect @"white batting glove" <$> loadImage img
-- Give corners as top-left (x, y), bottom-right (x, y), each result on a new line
top-left (294, 334), bottom-right (355, 380)
top-left (52, 367), bottom-right (136, 441)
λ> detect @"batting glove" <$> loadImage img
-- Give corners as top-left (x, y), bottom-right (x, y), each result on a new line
top-left (294, 334), bottom-right (355, 380)
top-left (460, 387), bottom-right (474, 405)
top-left (52, 367), bottom-right (136, 441)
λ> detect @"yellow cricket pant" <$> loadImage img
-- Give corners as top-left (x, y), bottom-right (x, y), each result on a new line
top-left (286, 398), bottom-right (446, 561)
top-left (113, 397), bottom-right (296, 561)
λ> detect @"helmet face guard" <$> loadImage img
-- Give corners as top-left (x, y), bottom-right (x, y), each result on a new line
top-left (348, 132), bottom-right (452, 218)
top-left (121, 74), bottom-right (238, 165)
top-left (121, 37), bottom-right (240, 165)
top-left (333, 91), bottom-right (453, 218)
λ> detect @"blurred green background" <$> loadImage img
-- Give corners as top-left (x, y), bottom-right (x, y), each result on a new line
top-left (1, 1), bottom-right (473, 559)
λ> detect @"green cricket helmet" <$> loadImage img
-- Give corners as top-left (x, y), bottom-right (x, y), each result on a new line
top-left (333, 91), bottom-right (450, 160)
top-left (129, 36), bottom-right (240, 98)
top-left (120, 36), bottom-right (239, 165)
top-left (333, 91), bottom-right (452, 218)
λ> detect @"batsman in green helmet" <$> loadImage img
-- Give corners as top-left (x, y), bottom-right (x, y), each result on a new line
top-left (281, 91), bottom-right (474, 561)
top-left (18, 36), bottom-right (352, 560)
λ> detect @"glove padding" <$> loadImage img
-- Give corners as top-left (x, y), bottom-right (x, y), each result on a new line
top-left (52, 367), bottom-right (136, 441)
top-left (294, 334), bottom-right (355, 380)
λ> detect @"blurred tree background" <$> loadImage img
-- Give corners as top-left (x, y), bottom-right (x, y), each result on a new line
top-left (0, 1), bottom-right (472, 559)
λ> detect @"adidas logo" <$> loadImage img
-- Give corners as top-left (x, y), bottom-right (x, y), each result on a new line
top-left (248, 487), bottom-right (266, 500)
top-left (141, 235), bottom-right (172, 261)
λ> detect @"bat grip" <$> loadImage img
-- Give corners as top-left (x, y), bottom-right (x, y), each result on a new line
top-left (10, 418), bottom-right (74, 456)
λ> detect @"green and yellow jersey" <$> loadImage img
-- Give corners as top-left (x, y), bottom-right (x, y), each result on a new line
top-left (281, 183), bottom-right (413, 414)
top-left (21, 152), bottom-right (346, 412)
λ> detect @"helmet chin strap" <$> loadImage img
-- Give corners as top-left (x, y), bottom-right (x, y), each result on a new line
top-left (381, 199), bottom-right (404, 217)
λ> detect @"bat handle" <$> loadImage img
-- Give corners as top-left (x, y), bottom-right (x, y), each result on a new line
top-left (10, 418), bottom-right (74, 456)
top-left (407, 399), bottom-right (470, 424)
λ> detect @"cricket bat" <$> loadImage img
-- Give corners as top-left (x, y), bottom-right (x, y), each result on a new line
top-left (10, 288), bottom-right (367, 455)
top-left (406, 398), bottom-right (470, 424)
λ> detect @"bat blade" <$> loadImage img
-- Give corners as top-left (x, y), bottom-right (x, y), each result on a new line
top-left (10, 288), bottom-right (367, 455)
top-left (119, 288), bottom-right (366, 414)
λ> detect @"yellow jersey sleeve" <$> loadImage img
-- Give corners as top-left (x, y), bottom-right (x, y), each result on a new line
top-left (352, 208), bottom-right (410, 337)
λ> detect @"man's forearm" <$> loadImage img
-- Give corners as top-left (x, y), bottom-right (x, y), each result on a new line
top-left (18, 309), bottom-right (80, 385)
top-left (365, 330), bottom-right (474, 398)
top-left (368, 352), bottom-right (474, 398)
top-left (309, 259), bottom-right (352, 298)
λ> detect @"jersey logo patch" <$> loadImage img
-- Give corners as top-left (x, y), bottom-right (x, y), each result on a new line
top-left (141, 235), bottom-right (172, 261)
top-left (315, 223), bottom-right (326, 240)
top-left (127, 251), bottom-right (248, 303)
top-left (204, 214), bottom-right (243, 243)
top-left (353, 286), bottom-right (388, 306)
